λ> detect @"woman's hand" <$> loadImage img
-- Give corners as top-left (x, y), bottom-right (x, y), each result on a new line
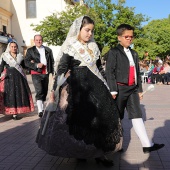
top-left (65, 70), bottom-right (71, 78)
top-left (49, 91), bottom-right (55, 102)
top-left (138, 93), bottom-right (143, 100)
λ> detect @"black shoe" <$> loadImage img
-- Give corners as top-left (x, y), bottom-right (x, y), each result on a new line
top-left (95, 158), bottom-right (114, 167)
top-left (77, 158), bottom-right (87, 162)
top-left (38, 112), bottom-right (43, 118)
top-left (143, 143), bottom-right (165, 153)
top-left (118, 148), bottom-right (124, 152)
top-left (12, 114), bottom-right (18, 120)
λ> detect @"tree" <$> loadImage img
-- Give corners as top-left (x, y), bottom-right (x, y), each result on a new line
top-left (85, 0), bottom-right (148, 56)
top-left (31, 0), bottom-right (148, 56)
top-left (134, 18), bottom-right (170, 60)
top-left (31, 4), bottom-right (88, 45)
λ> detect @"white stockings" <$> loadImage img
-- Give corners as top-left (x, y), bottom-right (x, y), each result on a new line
top-left (37, 100), bottom-right (44, 113)
top-left (132, 118), bottom-right (153, 147)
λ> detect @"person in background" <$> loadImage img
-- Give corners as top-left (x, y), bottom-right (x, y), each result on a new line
top-left (155, 56), bottom-right (163, 65)
top-left (165, 55), bottom-right (170, 60)
top-left (105, 24), bottom-right (164, 154)
top-left (159, 60), bottom-right (170, 84)
top-left (143, 51), bottom-right (149, 65)
top-left (0, 42), bottom-right (34, 120)
top-left (151, 62), bottom-right (164, 84)
top-left (36, 16), bottom-right (122, 167)
top-left (24, 35), bottom-right (54, 117)
top-left (7, 34), bottom-right (16, 43)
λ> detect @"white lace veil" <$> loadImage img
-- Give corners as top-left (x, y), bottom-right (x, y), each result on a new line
top-left (0, 41), bottom-right (23, 65)
top-left (5, 41), bottom-right (19, 53)
top-left (55, 16), bottom-right (100, 71)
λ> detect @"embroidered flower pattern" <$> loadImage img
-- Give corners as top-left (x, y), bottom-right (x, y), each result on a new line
top-left (79, 48), bottom-right (85, 54)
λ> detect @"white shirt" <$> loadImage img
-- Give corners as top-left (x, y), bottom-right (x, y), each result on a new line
top-left (124, 47), bottom-right (137, 84)
top-left (36, 46), bottom-right (47, 66)
top-left (124, 47), bottom-right (135, 66)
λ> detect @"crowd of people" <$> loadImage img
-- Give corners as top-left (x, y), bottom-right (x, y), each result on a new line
top-left (0, 16), bottom-right (165, 167)
top-left (140, 56), bottom-right (170, 85)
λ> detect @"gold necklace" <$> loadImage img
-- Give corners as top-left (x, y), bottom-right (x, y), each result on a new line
top-left (78, 39), bottom-right (94, 57)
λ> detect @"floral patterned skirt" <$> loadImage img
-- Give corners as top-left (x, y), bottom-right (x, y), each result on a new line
top-left (0, 67), bottom-right (34, 115)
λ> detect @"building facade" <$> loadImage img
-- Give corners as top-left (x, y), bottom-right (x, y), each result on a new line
top-left (0, 0), bottom-right (69, 59)
top-left (0, 1), bottom-right (12, 53)
top-left (0, 0), bottom-right (83, 63)
top-left (11, 0), bottom-right (68, 58)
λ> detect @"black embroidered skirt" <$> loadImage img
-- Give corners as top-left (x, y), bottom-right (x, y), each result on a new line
top-left (36, 67), bottom-right (121, 158)
top-left (0, 67), bottom-right (34, 115)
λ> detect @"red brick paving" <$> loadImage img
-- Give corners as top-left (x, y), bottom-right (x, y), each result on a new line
top-left (0, 76), bottom-right (169, 170)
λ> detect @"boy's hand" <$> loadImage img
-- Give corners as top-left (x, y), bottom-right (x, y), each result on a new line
top-left (112, 95), bottom-right (117, 99)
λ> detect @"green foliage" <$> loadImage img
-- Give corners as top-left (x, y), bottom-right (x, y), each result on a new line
top-left (134, 19), bottom-right (170, 60)
top-left (31, 0), bottom-right (149, 56)
top-left (85, 0), bottom-right (148, 54)
top-left (31, 4), bottom-right (88, 46)
top-left (31, 14), bottom-right (67, 46)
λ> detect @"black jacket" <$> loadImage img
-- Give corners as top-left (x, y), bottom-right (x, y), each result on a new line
top-left (24, 46), bottom-right (54, 74)
top-left (105, 44), bottom-right (143, 92)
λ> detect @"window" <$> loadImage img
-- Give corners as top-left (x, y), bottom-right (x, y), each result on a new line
top-left (3, 25), bottom-right (7, 33)
top-left (26, 0), bottom-right (36, 18)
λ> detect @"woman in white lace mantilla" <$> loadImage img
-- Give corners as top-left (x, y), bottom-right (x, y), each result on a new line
top-left (36, 16), bottom-right (122, 167)
top-left (0, 42), bottom-right (34, 120)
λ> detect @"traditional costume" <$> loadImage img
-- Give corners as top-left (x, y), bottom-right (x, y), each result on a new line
top-left (24, 36), bottom-right (54, 117)
top-left (105, 25), bottom-right (164, 153)
top-left (36, 16), bottom-right (122, 158)
top-left (0, 43), bottom-right (34, 117)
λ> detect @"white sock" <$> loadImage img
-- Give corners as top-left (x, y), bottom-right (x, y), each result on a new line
top-left (42, 101), bottom-right (44, 111)
top-left (37, 100), bottom-right (43, 113)
top-left (132, 118), bottom-right (153, 147)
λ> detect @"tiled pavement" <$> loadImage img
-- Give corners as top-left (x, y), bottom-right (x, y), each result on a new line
top-left (0, 75), bottom-right (170, 170)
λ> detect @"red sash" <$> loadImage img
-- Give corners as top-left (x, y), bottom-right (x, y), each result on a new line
top-left (31, 65), bottom-right (46, 75)
top-left (128, 66), bottom-right (135, 86)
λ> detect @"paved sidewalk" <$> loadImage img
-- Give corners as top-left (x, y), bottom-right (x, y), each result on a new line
top-left (0, 75), bottom-right (169, 170)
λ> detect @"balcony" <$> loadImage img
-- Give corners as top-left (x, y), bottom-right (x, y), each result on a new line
top-left (0, 35), bottom-right (8, 44)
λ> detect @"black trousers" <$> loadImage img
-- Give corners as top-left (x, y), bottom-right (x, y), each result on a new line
top-left (32, 74), bottom-right (49, 101)
top-left (116, 84), bottom-right (143, 120)
top-left (164, 73), bottom-right (170, 83)
top-left (151, 74), bottom-right (162, 83)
